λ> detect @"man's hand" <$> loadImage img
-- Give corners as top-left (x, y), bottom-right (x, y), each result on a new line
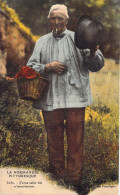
top-left (45, 61), bottom-right (68, 75)
top-left (90, 45), bottom-right (99, 57)
top-left (5, 76), bottom-right (16, 82)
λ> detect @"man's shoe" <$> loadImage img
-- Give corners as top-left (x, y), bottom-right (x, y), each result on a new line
top-left (64, 178), bottom-right (89, 195)
top-left (73, 184), bottom-right (90, 195)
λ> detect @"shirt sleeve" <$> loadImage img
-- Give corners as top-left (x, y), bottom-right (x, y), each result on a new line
top-left (27, 39), bottom-right (46, 76)
top-left (81, 49), bottom-right (104, 72)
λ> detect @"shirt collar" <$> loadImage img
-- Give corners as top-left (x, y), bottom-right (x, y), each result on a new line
top-left (52, 28), bottom-right (68, 39)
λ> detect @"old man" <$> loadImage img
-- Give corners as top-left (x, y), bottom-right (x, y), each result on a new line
top-left (27, 4), bottom-right (104, 189)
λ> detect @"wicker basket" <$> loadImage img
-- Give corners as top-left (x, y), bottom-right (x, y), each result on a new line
top-left (17, 76), bottom-right (49, 101)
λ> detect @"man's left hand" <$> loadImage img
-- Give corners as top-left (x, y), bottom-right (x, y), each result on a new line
top-left (5, 76), bottom-right (16, 82)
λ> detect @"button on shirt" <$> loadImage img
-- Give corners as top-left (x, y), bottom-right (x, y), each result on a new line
top-left (27, 29), bottom-right (104, 111)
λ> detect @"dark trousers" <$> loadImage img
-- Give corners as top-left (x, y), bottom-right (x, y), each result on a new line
top-left (42, 107), bottom-right (85, 183)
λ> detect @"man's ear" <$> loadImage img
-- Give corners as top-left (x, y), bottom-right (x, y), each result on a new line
top-left (66, 18), bottom-right (69, 24)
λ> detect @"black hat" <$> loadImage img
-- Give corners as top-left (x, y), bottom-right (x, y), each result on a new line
top-left (75, 15), bottom-right (104, 49)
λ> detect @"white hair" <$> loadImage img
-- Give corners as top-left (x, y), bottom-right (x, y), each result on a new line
top-left (47, 4), bottom-right (69, 19)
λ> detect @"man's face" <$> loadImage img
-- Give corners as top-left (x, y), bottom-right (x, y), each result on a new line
top-left (49, 9), bottom-right (68, 34)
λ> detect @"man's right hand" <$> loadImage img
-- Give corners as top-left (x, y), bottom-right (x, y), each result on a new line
top-left (45, 61), bottom-right (68, 75)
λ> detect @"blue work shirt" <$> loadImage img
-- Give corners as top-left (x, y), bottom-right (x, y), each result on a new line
top-left (27, 29), bottom-right (104, 111)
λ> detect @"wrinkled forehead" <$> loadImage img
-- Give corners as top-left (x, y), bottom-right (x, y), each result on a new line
top-left (50, 9), bottom-right (67, 18)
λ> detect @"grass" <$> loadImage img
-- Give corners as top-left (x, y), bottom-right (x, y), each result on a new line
top-left (82, 59), bottom-right (119, 187)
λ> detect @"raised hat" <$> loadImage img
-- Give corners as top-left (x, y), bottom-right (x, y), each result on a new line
top-left (75, 15), bottom-right (104, 49)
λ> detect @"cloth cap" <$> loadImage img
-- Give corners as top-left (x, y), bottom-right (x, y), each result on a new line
top-left (47, 4), bottom-right (69, 18)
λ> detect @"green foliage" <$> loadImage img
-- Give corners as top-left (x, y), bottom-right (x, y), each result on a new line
top-left (86, 0), bottom-right (105, 7)
top-left (0, 85), bottom-right (48, 170)
top-left (83, 111), bottom-right (118, 186)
